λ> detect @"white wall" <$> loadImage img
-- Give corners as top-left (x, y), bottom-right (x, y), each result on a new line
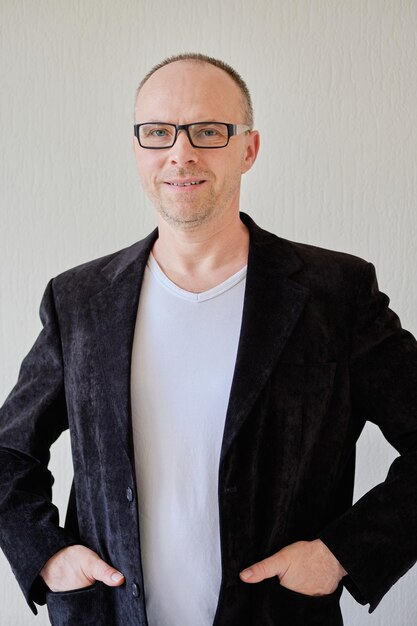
top-left (1, 1), bottom-right (416, 624)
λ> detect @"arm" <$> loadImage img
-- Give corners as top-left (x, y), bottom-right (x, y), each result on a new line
top-left (318, 262), bottom-right (417, 611)
top-left (0, 281), bottom-right (78, 612)
top-left (241, 263), bottom-right (417, 610)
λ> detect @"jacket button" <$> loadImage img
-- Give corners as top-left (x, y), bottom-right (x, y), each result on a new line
top-left (131, 582), bottom-right (141, 598)
top-left (126, 487), bottom-right (134, 502)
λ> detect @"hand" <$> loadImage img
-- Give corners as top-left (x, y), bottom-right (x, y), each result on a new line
top-left (40, 545), bottom-right (125, 593)
top-left (240, 539), bottom-right (347, 596)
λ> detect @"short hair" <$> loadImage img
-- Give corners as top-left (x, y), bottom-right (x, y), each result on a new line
top-left (135, 52), bottom-right (254, 128)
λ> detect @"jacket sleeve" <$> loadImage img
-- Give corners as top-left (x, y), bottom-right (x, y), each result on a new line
top-left (318, 262), bottom-right (417, 612)
top-left (0, 280), bottom-right (78, 614)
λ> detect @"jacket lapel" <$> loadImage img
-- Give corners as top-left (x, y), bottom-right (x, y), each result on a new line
top-left (88, 229), bottom-right (157, 459)
top-left (220, 214), bottom-right (309, 463)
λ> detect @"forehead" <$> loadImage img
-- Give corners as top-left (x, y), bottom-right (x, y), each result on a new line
top-left (135, 60), bottom-right (244, 123)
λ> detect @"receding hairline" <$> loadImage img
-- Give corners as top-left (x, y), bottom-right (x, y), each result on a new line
top-left (134, 53), bottom-right (254, 127)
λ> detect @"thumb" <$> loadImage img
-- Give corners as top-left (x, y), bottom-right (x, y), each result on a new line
top-left (240, 551), bottom-right (288, 584)
top-left (88, 554), bottom-right (125, 587)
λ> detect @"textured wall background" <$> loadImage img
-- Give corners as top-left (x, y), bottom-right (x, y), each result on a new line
top-left (1, 0), bottom-right (416, 624)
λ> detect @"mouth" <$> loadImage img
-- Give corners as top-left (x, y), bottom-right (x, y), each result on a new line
top-left (165, 179), bottom-right (206, 188)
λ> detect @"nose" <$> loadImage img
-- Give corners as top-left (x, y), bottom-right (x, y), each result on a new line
top-left (169, 129), bottom-right (198, 166)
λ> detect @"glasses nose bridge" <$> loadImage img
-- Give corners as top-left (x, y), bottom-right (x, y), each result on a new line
top-left (174, 124), bottom-right (194, 147)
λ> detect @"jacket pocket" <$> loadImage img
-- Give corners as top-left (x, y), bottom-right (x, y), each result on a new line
top-left (263, 578), bottom-right (344, 625)
top-left (46, 582), bottom-right (112, 626)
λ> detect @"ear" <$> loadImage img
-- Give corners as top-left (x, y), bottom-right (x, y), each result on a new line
top-left (241, 130), bottom-right (260, 174)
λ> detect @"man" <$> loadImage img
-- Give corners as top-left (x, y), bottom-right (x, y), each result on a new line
top-left (0, 53), bottom-right (416, 626)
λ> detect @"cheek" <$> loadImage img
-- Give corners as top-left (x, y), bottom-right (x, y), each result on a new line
top-left (135, 142), bottom-right (160, 171)
top-left (221, 158), bottom-right (244, 185)
top-left (136, 158), bottom-right (160, 190)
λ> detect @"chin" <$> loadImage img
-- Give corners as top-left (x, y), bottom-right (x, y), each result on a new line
top-left (158, 204), bottom-right (215, 229)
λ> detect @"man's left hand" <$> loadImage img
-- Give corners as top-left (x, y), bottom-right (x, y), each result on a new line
top-left (239, 539), bottom-right (347, 596)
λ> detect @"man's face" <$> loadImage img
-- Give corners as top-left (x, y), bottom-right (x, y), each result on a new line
top-left (133, 61), bottom-right (259, 231)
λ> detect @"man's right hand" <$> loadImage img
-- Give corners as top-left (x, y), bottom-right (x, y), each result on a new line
top-left (39, 545), bottom-right (125, 592)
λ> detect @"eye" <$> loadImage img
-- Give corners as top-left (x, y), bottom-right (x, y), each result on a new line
top-left (199, 127), bottom-right (219, 137)
top-left (144, 126), bottom-right (170, 137)
top-left (141, 125), bottom-right (174, 138)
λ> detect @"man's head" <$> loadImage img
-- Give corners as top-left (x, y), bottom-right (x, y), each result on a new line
top-left (133, 54), bottom-right (260, 232)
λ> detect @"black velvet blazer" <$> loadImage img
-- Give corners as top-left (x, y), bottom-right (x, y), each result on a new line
top-left (1, 213), bottom-right (417, 626)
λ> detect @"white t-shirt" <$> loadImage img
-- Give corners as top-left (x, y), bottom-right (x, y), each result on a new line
top-left (130, 254), bottom-right (246, 626)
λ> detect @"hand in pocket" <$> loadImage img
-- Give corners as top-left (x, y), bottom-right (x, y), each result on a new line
top-left (40, 545), bottom-right (125, 593)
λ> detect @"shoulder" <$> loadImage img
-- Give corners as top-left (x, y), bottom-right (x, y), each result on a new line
top-left (245, 213), bottom-right (372, 290)
top-left (289, 238), bottom-right (370, 273)
top-left (49, 228), bottom-right (157, 306)
top-left (282, 238), bottom-right (374, 302)
top-left (51, 243), bottom-right (131, 295)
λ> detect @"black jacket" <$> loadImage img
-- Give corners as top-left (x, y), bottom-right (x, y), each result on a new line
top-left (1, 214), bottom-right (417, 625)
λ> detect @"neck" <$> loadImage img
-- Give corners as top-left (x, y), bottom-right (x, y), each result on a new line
top-left (151, 212), bottom-right (249, 293)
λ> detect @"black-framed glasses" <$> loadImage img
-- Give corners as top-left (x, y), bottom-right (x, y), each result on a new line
top-left (134, 122), bottom-right (251, 149)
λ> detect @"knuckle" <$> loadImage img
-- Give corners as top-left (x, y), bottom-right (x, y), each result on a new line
top-left (102, 565), bottom-right (116, 579)
top-left (256, 560), bottom-right (270, 578)
top-left (90, 557), bottom-right (112, 580)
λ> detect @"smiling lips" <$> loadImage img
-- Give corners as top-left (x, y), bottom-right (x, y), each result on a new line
top-left (165, 179), bottom-right (206, 187)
